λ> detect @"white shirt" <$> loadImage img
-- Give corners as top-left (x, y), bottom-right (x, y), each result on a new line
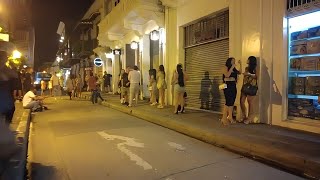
top-left (128, 70), bottom-right (140, 84)
top-left (23, 91), bottom-right (36, 107)
top-left (51, 75), bottom-right (59, 86)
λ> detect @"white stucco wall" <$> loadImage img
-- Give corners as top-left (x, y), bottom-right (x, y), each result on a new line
top-left (163, 0), bottom-right (320, 133)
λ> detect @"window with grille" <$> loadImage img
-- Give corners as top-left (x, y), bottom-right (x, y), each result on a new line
top-left (184, 10), bottom-right (229, 48)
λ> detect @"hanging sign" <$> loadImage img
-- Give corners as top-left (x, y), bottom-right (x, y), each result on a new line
top-left (94, 58), bottom-right (103, 67)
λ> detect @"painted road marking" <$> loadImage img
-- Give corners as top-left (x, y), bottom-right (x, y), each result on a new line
top-left (168, 142), bottom-right (186, 152)
top-left (97, 131), bottom-right (152, 170)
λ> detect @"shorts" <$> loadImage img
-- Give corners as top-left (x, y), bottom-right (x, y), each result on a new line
top-left (174, 84), bottom-right (185, 93)
top-left (121, 87), bottom-right (129, 95)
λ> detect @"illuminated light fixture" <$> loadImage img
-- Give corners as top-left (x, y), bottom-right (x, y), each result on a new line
top-left (105, 53), bottom-right (113, 59)
top-left (113, 49), bottom-right (121, 55)
top-left (23, 65), bottom-right (27, 68)
top-left (61, 36), bottom-right (65, 40)
top-left (130, 41), bottom-right (138, 50)
top-left (64, 52), bottom-right (67, 56)
top-left (60, 39), bottom-right (63, 42)
top-left (56, 57), bottom-right (61, 62)
top-left (150, 30), bottom-right (160, 41)
top-left (12, 50), bottom-right (22, 59)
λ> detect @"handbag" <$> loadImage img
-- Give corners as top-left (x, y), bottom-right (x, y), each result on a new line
top-left (219, 83), bottom-right (227, 90)
top-left (241, 83), bottom-right (258, 96)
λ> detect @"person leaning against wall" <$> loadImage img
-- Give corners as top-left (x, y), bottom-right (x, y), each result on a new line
top-left (221, 57), bottom-right (242, 125)
top-left (240, 56), bottom-right (259, 124)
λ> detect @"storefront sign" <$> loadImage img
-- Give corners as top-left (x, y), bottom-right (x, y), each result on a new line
top-left (94, 58), bottom-right (103, 67)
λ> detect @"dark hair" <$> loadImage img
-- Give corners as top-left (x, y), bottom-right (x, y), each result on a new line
top-left (225, 57), bottom-right (234, 70)
top-left (159, 65), bottom-right (165, 76)
top-left (177, 64), bottom-right (184, 87)
top-left (134, 65), bottom-right (139, 70)
top-left (248, 56), bottom-right (257, 74)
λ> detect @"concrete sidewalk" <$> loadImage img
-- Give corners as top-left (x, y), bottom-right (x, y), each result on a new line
top-left (81, 92), bottom-right (320, 179)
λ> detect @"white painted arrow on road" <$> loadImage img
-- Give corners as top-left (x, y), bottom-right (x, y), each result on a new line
top-left (97, 131), bottom-right (153, 170)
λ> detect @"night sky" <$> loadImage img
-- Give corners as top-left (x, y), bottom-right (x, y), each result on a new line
top-left (31, 0), bottom-right (94, 69)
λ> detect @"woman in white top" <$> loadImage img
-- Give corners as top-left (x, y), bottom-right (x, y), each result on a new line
top-left (171, 64), bottom-right (188, 114)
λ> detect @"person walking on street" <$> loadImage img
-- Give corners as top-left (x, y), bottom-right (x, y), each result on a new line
top-left (221, 57), bottom-right (242, 125)
top-left (50, 72), bottom-right (60, 97)
top-left (172, 64), bottom-right (188, 114)
top-left (128, 65), bottom-right (141, 107)
top-left (240, 56), bottom-right (259, 124)
top-left (157, 65), bottom-right (167, 109)
top-left (120, 69), bottom-right (130, 105)
top-left (66, 75), bottom-right (74, 100)
top-left (88, 72), bottom-right (97, 103)
top-left (92, 84), bottom-right (105, 104)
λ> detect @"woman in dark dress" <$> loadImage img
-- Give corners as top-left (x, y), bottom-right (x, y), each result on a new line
top-left (221, 57), bottom-right (242, 125)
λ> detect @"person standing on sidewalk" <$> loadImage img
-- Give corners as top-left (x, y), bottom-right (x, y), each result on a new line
top-left (75, 74), bottom-right (83, 98)
top-left (221, 57), bottom-right (242, 125)
top-left (157, 65), bottom-right (167, 109)
top-left (120, 69), bottom-right (130, 105)
top-left (149, 69), bottom-right (157, 106)
top-left (172, 64), bottom-right (188, 114)
top-left (50, 72), bottom-right (60, 97)
top-left (103, 71), bottom-right (112, 93)
top-left (128, 65), bottom-right (141, 107)
top-left (240, 56), bottom-right (258, 124)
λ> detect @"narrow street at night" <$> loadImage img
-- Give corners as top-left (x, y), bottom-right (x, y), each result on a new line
top-left (28, 97), bottom-right (302, 180)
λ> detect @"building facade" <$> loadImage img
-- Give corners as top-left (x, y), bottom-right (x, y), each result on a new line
top-left (0, 0), bottom-right (35, 68)
top-left (93, 0), bottom-right (320, 134)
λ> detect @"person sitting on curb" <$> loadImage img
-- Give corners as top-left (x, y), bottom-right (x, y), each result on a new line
top-left (23, 87), bottom-right (47, 112)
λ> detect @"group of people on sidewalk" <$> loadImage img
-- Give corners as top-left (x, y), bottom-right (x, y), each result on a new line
top-left (221, 56), bottom-right (258, 125)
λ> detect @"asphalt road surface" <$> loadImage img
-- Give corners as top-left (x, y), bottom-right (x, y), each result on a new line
top-left (28, 97), bottom-right (302, 180)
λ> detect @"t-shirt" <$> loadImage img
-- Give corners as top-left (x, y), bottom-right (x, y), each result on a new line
top-left (88, 76), bottom-right (97, 90)
top-left (51, 75), bottom-right (59, 86)
top-left (103, 74), bottom-right (112, 84)
top-left (128, 70), bottom-right (140, 84)
top-left (23, 91), bottom-right (36, 107)
top-left (121, 73), bottom-right (130, 87)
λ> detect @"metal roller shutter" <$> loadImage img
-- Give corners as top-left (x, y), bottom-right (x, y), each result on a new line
top-left (185, 38), bottom-right (229, 113)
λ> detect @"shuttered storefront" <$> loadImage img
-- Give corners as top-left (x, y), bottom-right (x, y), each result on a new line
top-left (184, 10), bottom-right (229, 113)
top-left (185, 39), bottom-right (229, 112)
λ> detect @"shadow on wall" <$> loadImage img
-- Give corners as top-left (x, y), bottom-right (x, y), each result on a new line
top-left (199, 71), bottom-right (211, 110)
top-left (260, 58), bottom-right (283, 124)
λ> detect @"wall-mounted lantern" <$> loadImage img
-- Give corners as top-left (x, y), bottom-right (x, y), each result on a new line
top-left (130, 41), bottom-right (138, 50)
top-left (113, 49), bottom-right (121, 55)
top-left (150, 30), bottom-right (160, 41)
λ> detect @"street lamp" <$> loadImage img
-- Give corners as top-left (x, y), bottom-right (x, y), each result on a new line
top-left (12, 50), bottom-right (21, 59)
top-left (150, 30), bottom-right (160, 41)
top-left (130, 41), bottom-right (138, 50)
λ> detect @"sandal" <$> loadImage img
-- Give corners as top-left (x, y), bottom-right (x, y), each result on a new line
top-left (227, 116), bottom-right (237, 124)
top-left (244, 119), bottom-right (253, 125)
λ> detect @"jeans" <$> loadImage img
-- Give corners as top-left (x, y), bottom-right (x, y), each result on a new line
top-left (91, 91), bottom-right (104, 104)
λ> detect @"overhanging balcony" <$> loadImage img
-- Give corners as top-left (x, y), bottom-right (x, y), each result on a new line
top-left (98, 0), bottom-right (164, 47)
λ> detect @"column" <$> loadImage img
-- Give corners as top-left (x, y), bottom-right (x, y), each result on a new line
top-left (141, 34), bottom-right (151, 99)
top-left (112, 54), bottom-right (120, 94)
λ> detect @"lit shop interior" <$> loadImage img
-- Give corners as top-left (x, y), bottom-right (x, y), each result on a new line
top-left (288, 11), bottom-right (320, 121)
